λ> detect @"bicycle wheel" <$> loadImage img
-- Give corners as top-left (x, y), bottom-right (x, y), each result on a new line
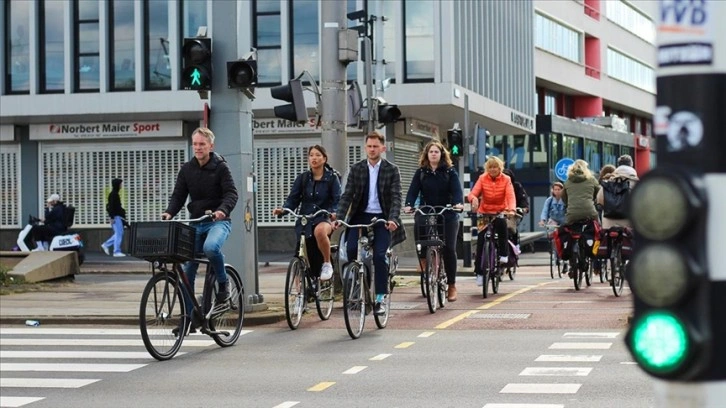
top-left (481, 242), bottom-right (490, 299)
top-left (343, 263), bottom-right (365, 339)
top-left (284, 257), bottom-right (306, 330)
top-left (507, 264), bottom-right (516, 280)
top-left (584, 257), bottom-right (592, 287)
top-left (139, 271), bottom-right (187, 361)
top-left (572, 247), bottom-right (581, 291)
top-left (549, 241), bottom-right (555, 279)
top-left (611, 248), bottom-right (625, 297)
top-left (425, 248), bottom-right (438, 313)
top-left (489, 242), bottom-right (500, 295)
top-left (316, 276), bottom-right (334, 320)
top-left (437, 262), bottom-right (448, 309)
top-left (419, 259), bottom-right (427, 298)
top-left (206, 265), bottom-right (245, 347)
top-left (597, 259), bottom-right (606, 283)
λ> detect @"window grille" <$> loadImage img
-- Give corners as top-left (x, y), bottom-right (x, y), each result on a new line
top-left (393, 138), bottom-right (422, 193)
top-left (0, 144), bottom-right (21, 228)
top-left (256, 138), bottom-right (363, 227)
top-left (39, 141), bottom-right (187, 227)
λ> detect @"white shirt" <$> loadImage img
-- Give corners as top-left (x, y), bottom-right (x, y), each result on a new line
top-left (365, 160), bottom-right (383, 214)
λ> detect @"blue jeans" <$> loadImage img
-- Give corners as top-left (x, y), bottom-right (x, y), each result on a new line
top-left (183, 220), bottom-right (231, 303)
top-left (103, 216), bottom-right (125, 254)
top-left (345, 213), bottom-right (391, 296)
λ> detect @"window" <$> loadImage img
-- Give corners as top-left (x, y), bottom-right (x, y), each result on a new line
top-left (6, 0), bottom-right (31, 93)
top-left (381, 0), bottom-right (396, 81)
top-left (40, 141), bottom-right (187, 227)
top-left (603, 142), bottom-right (617, 166)
top-left (254, 0), bottom-right (281, 85)
top-left (145, 0), bottom-right (170, 90)
top-left (182, 0), bottom-right (207, 38)
top-left (544, 91), bottom-right (557, 115)
top-left (292, 0), bottom-right (319, 81)
top-left (75, 0), bottom-right (100, 91)
top-left (535, 13), bottom-right (581, 64)
top-left (606, 0), bottom-right (655, 44)
top-left (584, 139), bottom-right (601, 172)
top-left (39, 0), bottom-right (65, 93)
top-left (110, 0), bottom-right (135, 91)
top-left (607, 47), bottom-right (655, 93)
top-left (562, 135), bottom-right (582, 160)
top-left (403, 0), bottom-right (434, 82)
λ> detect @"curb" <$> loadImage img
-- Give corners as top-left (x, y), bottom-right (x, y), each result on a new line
top-left (0, 311), bottom-right (287, 327)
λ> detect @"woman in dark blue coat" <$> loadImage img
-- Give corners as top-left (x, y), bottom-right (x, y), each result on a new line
top-left (273, 145), bottom-right (341, 281)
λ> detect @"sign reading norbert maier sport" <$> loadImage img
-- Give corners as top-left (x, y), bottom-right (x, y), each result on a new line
top-left (30, 121), bottom-right (183, 140)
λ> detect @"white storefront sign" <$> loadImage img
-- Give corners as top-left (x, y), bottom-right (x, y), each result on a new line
top-left (0, 124), bottom-right (14, 142)
top-left (29, 121), bottom-right (183, 140)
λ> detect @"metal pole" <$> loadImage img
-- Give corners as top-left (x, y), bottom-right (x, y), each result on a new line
top-left (320, 1), bottom-right (347, 173)
top-left (363, 36), bottom-right (374, 135)
top-left (462, 94), bottom-right (472, 267)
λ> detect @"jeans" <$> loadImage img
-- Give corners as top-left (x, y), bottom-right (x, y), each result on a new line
top-left (345, 213), bottom-right (391, 296)
top-left (103, 216), bottom-right (125, 254)
top-left (182, 220), bottom-right (231, 314)
top-left (474, 217), bottom-right (509, 275)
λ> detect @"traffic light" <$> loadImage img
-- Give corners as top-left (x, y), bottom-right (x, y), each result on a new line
top-left (181, 38), bottom-right (212, 91)
top-left (377, 103), bottom-right (401, 125)
top-left (271, 79), bottom-right (307, 123)
top-left (625, 166), bottom-right (711, 381)
top-left (227, 59), bottom-right (257, 89)
top-left (447, 129), bottom-right (463, 156)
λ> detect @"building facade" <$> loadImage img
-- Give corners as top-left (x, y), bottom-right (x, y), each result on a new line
top-left (0, 0), bottom-right (654, 254)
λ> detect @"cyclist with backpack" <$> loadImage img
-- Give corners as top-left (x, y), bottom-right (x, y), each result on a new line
top-left (404, 140), bottom-right (464, 301)
top-left (538, 182), bottom-right (566, 227)
top-left (597, 161), bottom-right (638, 229)
top-left (273, 145), bottom-right (342, 281)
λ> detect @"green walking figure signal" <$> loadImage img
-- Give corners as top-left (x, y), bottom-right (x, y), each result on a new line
top-left (447, 129), bottom-right (463, 157)
top-left (190, 68), bottom-right (202, 86)
top-left (181, 38), bottom-right (212, 91)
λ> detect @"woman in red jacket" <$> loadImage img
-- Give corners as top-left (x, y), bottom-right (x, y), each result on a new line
top-left (468, 156), bottom-right (516, 286)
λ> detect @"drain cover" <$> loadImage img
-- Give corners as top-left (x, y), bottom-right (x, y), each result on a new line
top-left (469, 313), bottom-right (531, 319)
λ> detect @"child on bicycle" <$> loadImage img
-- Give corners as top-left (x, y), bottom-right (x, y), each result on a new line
top-left (468, 156), bottom-right (516, 287)
top-left (273, 145), bottom-right (341, 281)
top-left (403, 140), bottom-right (463, 301)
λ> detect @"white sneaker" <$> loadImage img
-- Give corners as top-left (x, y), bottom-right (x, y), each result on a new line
top-left (101, 244), bottom-right (111, 256)
top-left (476, 274), bottom-right (484, 287)
top-left (320, 262), bottom-right (333, 281)
top-left (499, 256), bottom-right (509, 264)
top-left (113, 252), bottom-right (127, 257)
top-left (31, 248), bottom-right (44, 252)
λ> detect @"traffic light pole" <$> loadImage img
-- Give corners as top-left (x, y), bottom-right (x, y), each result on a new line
top-left (320, 1), bottom-right (348, 174)
top-left (648, 1), bottom-right (726, 404)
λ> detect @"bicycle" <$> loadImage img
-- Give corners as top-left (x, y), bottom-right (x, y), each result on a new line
top-left (409, 205), bottom-right (462, 313)
top-left (605, 226), bottom-right (631, 297)
top-left (544, 223), bottom-right (565, 279)
top-left (278, 208), bottom-right (337, 329)
top-left (505, 211), bottom-right (524, 281)
top-left (474, 212), bottom-right (510, 299)
top-left (560, 221), bottom-right (594, 291)
top-left (131, 214), bottom-right (245, 361)
top-left (337, 218), bottom-right (398, 339)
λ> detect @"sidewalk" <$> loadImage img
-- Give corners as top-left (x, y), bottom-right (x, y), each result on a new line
top-left (0, 251), bottom-right (551, 327)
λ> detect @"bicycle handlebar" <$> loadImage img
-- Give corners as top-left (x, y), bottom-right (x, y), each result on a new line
top-left (336, 218), bottom-right (389, 229)
top-left (406, 205), bottom-right (463, 215)
top-left (280, 207), bottom-right (332, 219)
top-left (161, 211), bottom-right (215, 223)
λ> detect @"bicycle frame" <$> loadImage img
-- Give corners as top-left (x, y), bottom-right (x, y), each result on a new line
top-left (475, 212), bottom-right (508, 297)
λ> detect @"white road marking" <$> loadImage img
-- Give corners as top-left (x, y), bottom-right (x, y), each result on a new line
top-left (369, 353), bottom-right (391, 361)
top-left (0, 396), bottom-right (45, 407)
top-left (418, 331), bottom-right (435, 338)
top-left (563, 332), bottom-right (619, 339)
top-left (1, 378), bottom-right (100, 388)
top-left (343, 366), bottom-right (367, 374)
top-left (483, 404), bottom-right (564, 408)
top-left (272, 402), bottom-right (299, 408)
top-left (0, 328), bottom-right (142, 336)
top-left (0, 363), bottom-right (146, 372)
top-left (549, 342), bottom-right (612, 350)
top-left (0, 338), bottom-right (214, 347)
top-left (535, 355), bottom-right (602, 362)
top-left (0, 351), bottom-right (171, 359)
top-left (621, 362), bottom-right (638, 365)
top-left (520, 367), bottom-right (593, 376)
top-left (500, 383), bottom-right (581, 394)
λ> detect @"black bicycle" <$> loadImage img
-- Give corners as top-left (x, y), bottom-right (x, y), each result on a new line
top-left (132, 214), bottom-right (245, 361)
top-left (606, 226), bottom-right (630, 297)
top-left (278, 208), bottom-right (337, 329)
top-left (561, 222), bottom-right (593, 291)
top-left (474, 212), bottom-right (509, 298)
top-left (337, 218), bottom-right (398, 339)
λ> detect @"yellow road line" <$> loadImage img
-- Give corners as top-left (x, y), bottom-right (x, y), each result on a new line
top-left (394, 341), bottom-right (415, 349)
top-left (307, 381), bottom-right (335, 392)
top-left (435, 281), bottom-right (554, 329)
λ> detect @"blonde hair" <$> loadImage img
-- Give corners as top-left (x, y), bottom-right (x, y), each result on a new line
top-left (418, 140), bottom-right (453, 168)
top-left (192, 127), bottom-right (215, 144)
top-left (567, 159), bottom-right (593, 179)
top-left (484, 156), bottom-right (504, 171)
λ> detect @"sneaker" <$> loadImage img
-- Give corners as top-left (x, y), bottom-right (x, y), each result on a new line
top-left (113, 252), bottom-right (126, 257)
top-left (476, 274), bottom-right (484, 287)
top-left (373, 302), bottom-right (386, 316)
top-left (216, 281), bottom-right (230, 304)
top-left (320, 262), bottom-right (333, 281)
top-left (101, 244), bottom-right (111, 256)
top-left (499, 256), bottom-right (509, 264)
top-left (172, 322), bottom-right (196, 337)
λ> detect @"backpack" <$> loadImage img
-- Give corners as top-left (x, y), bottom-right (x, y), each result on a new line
top-left (513, 181), bottom-right (529, 210)
top-left (63, 204), bottom-right (76, 229)
top-left (602, 179), bottom-right (631, 219)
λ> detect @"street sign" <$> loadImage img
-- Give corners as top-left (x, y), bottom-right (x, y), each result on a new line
top-left (554, 158), bottom-right (574, 182)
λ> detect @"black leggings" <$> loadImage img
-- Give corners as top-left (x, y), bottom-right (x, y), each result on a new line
top-left (474, 217), bottom-right (509, 275)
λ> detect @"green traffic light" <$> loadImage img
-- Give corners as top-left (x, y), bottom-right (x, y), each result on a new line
top-left (631, 311), bottom-right (689, 374)
top-left (190, 68), bottom-right (202, 86)
top-left (451, 145), bottom-right (460, 155)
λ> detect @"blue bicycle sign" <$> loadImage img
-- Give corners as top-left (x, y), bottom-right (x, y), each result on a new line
top-left (554, 158), bottom-right (574, 182)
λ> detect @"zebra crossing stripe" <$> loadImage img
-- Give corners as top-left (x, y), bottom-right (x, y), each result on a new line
top-left (1, 378), bottom-right (100, 388)
top-left (483, 404), bottom-right (564, 408)
top-left (0, 363), bottom-right (146, 373)
top-left (519, 367), bottom-right (592, 376)
top-left (0, 396), bottom-right (45, 407)
top-left (0, 328), bottom-right (142, 336)
top-left (0, 351), bottom-right (170, 359)
top-left (0, 338), bottom-right (215, 347)
top-left (500, 383), bottom-right (581, 394)
top-left (535, 355), bottom-right (602, 362)
top-left (549, 342), bottom-right (612, 350)
top-left (562, 332), bottom-right (619, 339)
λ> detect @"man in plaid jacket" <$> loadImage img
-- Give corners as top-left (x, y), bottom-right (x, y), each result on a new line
top-left (337, 132), bottom-right (406, 316)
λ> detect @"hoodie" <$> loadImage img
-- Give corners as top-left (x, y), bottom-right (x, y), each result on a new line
top-left (562, 169), bottom-right (599, 225)
top-left (106, 178), bottom-right (127, 218)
